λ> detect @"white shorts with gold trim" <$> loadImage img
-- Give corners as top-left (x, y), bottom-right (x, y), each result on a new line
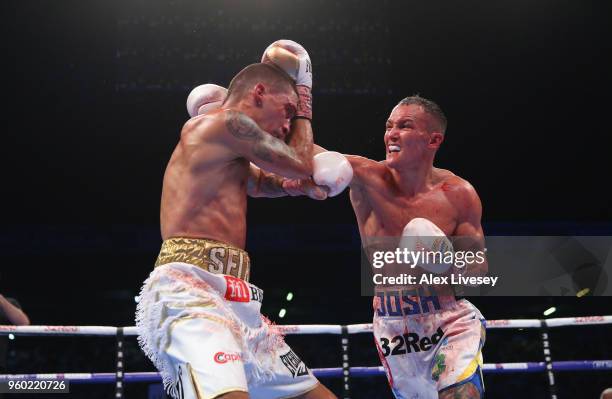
top-left (136, 262), bottom-right (319, 399)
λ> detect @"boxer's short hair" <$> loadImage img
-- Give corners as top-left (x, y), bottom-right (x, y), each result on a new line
top-left (397, 95), bottom-right (447, 135)
top-left (225, 63), bottom-right (297, 104)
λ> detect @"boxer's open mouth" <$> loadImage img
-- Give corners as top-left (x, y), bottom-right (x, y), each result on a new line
top-left (388, 145), bottom-right (401, 153)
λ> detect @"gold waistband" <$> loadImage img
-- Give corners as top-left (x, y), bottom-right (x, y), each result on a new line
top-left (155, 237), bottom-right (251, 282)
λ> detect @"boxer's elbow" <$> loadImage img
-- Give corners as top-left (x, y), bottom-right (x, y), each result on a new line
top-left (13, 311), bottom-right (30, 326)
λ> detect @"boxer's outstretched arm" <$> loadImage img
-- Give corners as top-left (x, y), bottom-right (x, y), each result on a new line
top-left (247, 144), bottom-right (380, 199)
top-left (314, 144), bottom-right (382, 188)
top-left (223, 110), bottom-right (312, 179)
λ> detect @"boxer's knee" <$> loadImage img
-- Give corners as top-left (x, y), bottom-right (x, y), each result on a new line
top-left (292, 382), bottom-right (337, 399)
top-left (439, 381), bottom-right (481, 399)
top-left (217, 391), bottom-right (249, 399)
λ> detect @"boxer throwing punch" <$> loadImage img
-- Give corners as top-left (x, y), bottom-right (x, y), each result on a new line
top-left (288, 96), bottom-right (488, 399)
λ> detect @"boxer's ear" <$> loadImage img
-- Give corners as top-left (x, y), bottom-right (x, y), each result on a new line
top-left (429, 132), bottom-right (444, 149)
top-left (253, 83), bottom-right (265, 107)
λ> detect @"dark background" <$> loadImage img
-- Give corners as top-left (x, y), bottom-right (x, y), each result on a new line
top-left (2, 0), bottom-right (611, 398)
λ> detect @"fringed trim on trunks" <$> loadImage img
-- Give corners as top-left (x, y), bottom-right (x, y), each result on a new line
top-left (135, 265), bottom-right (285, 398)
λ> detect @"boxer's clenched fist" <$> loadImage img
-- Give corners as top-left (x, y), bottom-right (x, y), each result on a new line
top-left (312, 151), bottom-right (353, 197)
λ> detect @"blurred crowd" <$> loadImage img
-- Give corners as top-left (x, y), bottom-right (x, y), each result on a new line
top-left (114, 0), bottom-right (392, 94)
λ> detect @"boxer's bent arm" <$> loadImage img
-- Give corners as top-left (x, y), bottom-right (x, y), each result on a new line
top-left (246, 119), bottom-right (315, 197)
top-left (0, 295), bottom-right (30, 326)
top-left (247, 164), bottom-right (327, 199)
top-left (247, 164), bottom-right (288, 198)
top-left (286, 118), bottom-right (314, 172)
top-left (452, 184), bottom-right (488, 277)
top-left (223, 110), bottom-right (312, 179)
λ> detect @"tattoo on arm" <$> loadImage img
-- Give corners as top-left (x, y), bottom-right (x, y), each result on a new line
top-left (225, 110), bottom-right (293, 164)
top-left (253, 142), bottom-right (273, 162)
top-left (258, 172), bottom-right (287, 196)
top-left (249, 167), bottom-right (287, 197)
top-left (253, 139), bottom-right (287, 163)
top-left (225, 110), bottom-right (261, 140)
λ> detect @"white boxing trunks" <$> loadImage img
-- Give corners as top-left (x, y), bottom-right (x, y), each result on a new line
top-left (373, 289), bottom-right (486, 399)
top-left (136, 238), bottom-right (319, 399)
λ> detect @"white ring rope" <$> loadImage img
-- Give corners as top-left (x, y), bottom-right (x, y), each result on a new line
top-left (0, 315), bottom-right (610, 336)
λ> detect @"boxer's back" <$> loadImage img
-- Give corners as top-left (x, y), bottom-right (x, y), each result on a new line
top-left (160, 112), bottom-right (249, 248)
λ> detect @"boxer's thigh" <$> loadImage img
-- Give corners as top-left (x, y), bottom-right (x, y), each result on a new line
top-left (248, 342), bottom-right (319, 399)
top-left (168, 317), bottom-right (248, 399)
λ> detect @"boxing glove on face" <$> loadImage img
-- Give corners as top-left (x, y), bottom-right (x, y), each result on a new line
top-left (261, 40), bottom-right (313, 119)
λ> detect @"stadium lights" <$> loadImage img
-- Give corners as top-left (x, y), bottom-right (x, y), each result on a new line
top-left (543, 307), bottom-right (556, 316)
top-left (576, 288), bottom-right (590, 297)
top-left (8, 334), bottom-right (15, 340)
top-left (279, 309), bottom-right (287, 318)
top-left (286, 292), bottom-right (294, 301)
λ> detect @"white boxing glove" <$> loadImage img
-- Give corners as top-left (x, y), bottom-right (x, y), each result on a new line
top-left (312, 151), bottom-right (353, 197)
top-left (261, 39), bottom-right (313, 119)
top-left (400, 218), bottom-right (454, 274)
top-left (186, 84), bottom-right (228, 117)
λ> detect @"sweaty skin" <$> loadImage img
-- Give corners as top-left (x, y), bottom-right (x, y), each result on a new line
top-left (344, 104), bottom-right (487, 295)
top-left (160, 85), bottom-right (312, 249)
top-left (350, 161), bottom-right (484, 292)
top-left (345, 104), bottom-right (485, 399)
top-left (159, 71), bottom-right (337, 399)
top-left (225, 102), bottom-right (483, 398)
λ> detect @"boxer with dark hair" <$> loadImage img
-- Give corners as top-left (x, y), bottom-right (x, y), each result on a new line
top-left (137, 42), bottom-right (335, 399)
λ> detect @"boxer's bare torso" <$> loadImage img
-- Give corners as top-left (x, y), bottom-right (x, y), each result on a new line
top-left (319, 101), bottom-right (487, 398)
top-left (324, 102), bottom-right (487, 298)
top-left (347, 158), bottom-right (484, 295)
top-left (350, 161), bottom-right (464, 239)
top-left (160, 98), bottom-right (308, 248)
top-left (161, 113), bottom-right (250, 248)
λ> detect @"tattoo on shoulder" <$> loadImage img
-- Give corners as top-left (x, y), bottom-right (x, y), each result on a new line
top-left (225, 110), bottom-right (291, 164)
top-left (225, 110), bottom-right (261, 140)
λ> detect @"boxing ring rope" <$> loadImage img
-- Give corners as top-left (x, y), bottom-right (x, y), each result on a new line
top-left (1, 316), bottom-right (612, 399)
top-left (2, 315), bottom-right (611, 336)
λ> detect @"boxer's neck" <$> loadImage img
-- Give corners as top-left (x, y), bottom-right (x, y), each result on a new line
top-left (389, 160), bottom-right (435, 196)
top-left (224, 98), bottom-right (253, 114)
